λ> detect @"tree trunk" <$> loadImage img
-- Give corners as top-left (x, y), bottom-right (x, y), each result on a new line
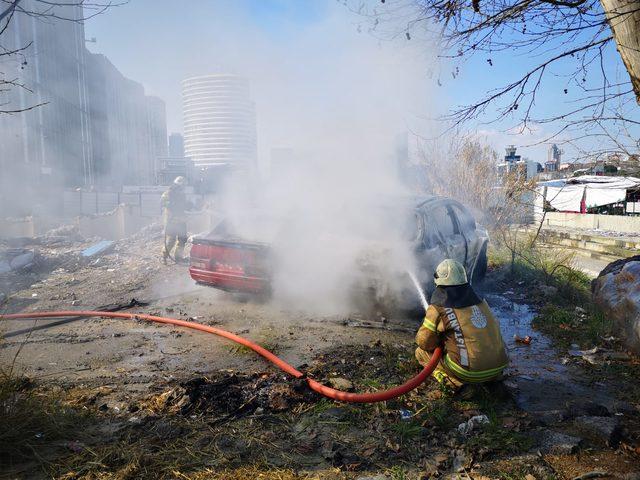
top-left (600, 0), bottom-right (640, 105)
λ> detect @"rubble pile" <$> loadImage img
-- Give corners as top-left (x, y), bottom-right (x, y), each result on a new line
top-left (1, 226), bottom-right (87, 303)
top-left (0, 222), bottom-right (165, 308)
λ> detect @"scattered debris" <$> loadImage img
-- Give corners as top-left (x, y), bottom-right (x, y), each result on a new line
top-left (457, 414), bottom-right (490, 436)
top-left (81, 240), bottom-right (115, 258)
top-left (452, 449), bottom-right (470, 472)
top-left (398, 408), bottom-right (413, 421)
top-left (514, 335), bottom-right (532, 345)
top-left (568, 346), bottom-right (631, 364)
top-left (328, 377), bottom-right (354, 391)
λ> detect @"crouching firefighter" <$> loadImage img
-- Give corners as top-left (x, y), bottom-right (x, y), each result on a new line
top-left (161, 176), bottom-right (191, 264)
top-left (415, 259), bottom-right (508, 395)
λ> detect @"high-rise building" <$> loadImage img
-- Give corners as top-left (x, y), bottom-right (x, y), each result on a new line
top-left (168, 133), bottom-right (185, 157)
top-left (0, 3), bottom-right (169, 216)
top-left (497, 145), bottom-right (538, 180)
top-left (158, 133), bottom-right (192, 186)
top-left (0, 0), bottom-right (92, 216)
top-left (146, 96), bottom-right (168, 181)
top-left (545, 144), bottom-right (562, 172)
top-left (182, 74), bottom-right (257, 171)
top-left (86, 53), bottom-right (167, 186)
top-left (504, 145), bottom-right (521, 163)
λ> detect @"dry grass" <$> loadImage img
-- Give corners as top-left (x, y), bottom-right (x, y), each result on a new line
top-left (52, 429), bottom-right (350, 480)
top-left (156, 466), bottom-right (347, 480)
top-left (57, 466), bottom-right (349, 480)
top-left (0, 370), bottom-right (89, 469)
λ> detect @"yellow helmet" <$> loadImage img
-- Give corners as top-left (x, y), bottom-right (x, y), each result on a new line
top-left (434, 259), bottom-right (468, 286)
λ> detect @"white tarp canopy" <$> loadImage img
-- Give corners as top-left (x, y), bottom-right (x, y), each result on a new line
top-left (544, 185), bottom-right (584, 211)
top-left (538, 175), bottom-right (640, 212)
top-left (565, 175), bottom-right (640, 189)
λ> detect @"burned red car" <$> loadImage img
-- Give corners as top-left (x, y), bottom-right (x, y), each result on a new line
top-left (189, 196), bottom-right (488, 309)
top-left (189, 238), bottom-right (271, 294)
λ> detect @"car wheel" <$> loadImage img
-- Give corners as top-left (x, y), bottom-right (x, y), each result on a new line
top-left (472, 244), bottom-right (488, 284)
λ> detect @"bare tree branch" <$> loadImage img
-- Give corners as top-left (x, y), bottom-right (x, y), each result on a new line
top-left (350, 0), bottom-right (640, 154)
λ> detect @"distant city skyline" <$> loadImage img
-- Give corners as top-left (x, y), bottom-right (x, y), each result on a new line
top-left (82, 0), bottom-right (634, 166)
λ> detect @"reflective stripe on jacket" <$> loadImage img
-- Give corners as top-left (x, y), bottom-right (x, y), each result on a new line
top-left (416, 300), bottom-right (508, 382)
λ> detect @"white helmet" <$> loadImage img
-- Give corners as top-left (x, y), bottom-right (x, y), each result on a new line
top-left (173, 176), bottom-right (186, 186)
top-left (434, 259), bottom-right (468, 286)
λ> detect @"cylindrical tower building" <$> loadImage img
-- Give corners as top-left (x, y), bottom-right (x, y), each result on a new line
top-left (182, 74), bottom-right (257, 170)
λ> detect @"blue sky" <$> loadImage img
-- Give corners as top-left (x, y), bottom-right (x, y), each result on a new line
top-left (84, 0), bottom-right (635, 165)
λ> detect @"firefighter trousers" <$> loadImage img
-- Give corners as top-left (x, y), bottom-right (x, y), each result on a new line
top-left (415, 347), bottom-right (464, 389)
top-left (163, 221), bottom-right (187, 262)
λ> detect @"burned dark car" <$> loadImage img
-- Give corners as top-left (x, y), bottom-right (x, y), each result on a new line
top-left (405, 196), bottom-right (488, 288)
top-left (189, 195), bottom-right (488, 313)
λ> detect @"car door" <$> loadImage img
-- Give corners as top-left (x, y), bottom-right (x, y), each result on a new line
top-left (448, 203), bottom-right (479, 272)
top-left (429, 203), bottom-right (468, 267)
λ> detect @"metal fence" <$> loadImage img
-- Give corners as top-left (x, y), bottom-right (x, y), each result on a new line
top-left (63, 190), bottom-right (202, 218)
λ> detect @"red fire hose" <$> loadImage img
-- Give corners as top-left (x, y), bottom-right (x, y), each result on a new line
top-left (0, 310), bottom-right (442, 403)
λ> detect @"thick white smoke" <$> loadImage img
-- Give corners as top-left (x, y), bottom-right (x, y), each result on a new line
top-left (213, 3), bottom-right (438, 314)
top-left (81, 1), bottom-right (440, 315)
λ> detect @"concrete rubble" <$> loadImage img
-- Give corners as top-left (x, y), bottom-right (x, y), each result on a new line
top-left (457, 414), bottom-right (490, 436)
top-left (0, 222), bottom-right (165, 307)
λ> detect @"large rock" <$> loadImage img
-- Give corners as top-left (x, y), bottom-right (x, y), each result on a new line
top-left (9, 250), bottom-right (35, 270)
top-left (592, 256), bottom-right (640, 353)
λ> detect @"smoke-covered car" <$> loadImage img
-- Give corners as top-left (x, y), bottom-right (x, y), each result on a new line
top-left (405, 196), bottom-right (488, 288)
top-left (189, 195), bottom-right (488, 313)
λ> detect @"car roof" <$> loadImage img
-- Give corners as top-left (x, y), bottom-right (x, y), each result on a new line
top-left (393, 195), bottom-right (468, 212)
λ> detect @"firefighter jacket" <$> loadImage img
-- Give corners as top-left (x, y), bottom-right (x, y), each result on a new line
top-left (416, 285), bottom-right (508, 383)
top-left (161, 186), bottom-right (189, 226)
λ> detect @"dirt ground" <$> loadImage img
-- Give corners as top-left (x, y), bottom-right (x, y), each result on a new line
top-left (0, 228), bottom-right (408, 387)
top-left (1, 226), bottom-right (640, 479)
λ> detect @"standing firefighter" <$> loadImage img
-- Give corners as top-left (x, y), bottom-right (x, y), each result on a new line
top-left (162, 176), bottom-right (190, 264)
top-left (415, 259), bottom-right (508, 394)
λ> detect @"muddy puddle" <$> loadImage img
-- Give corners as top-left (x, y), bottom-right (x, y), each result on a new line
top-left (487, 293), bottom-right (616, 416)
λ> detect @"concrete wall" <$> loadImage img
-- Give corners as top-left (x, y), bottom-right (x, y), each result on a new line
top-left (77, 205), bottom-right (217, 241)
top-left (2, 204), bottom-right (217, 241)
top-left (78, 205), bottom-right (162, 240)
top-left (543, 212), bottom-right (640, 234)
top-left (122, 205), bottom-right (154, 238)
top-left (63, 189), bottom-right (202, 218)
top-left (0, 217), bottom-right (35, 238)
top-left (77, 206), bottom-right (127, 240)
